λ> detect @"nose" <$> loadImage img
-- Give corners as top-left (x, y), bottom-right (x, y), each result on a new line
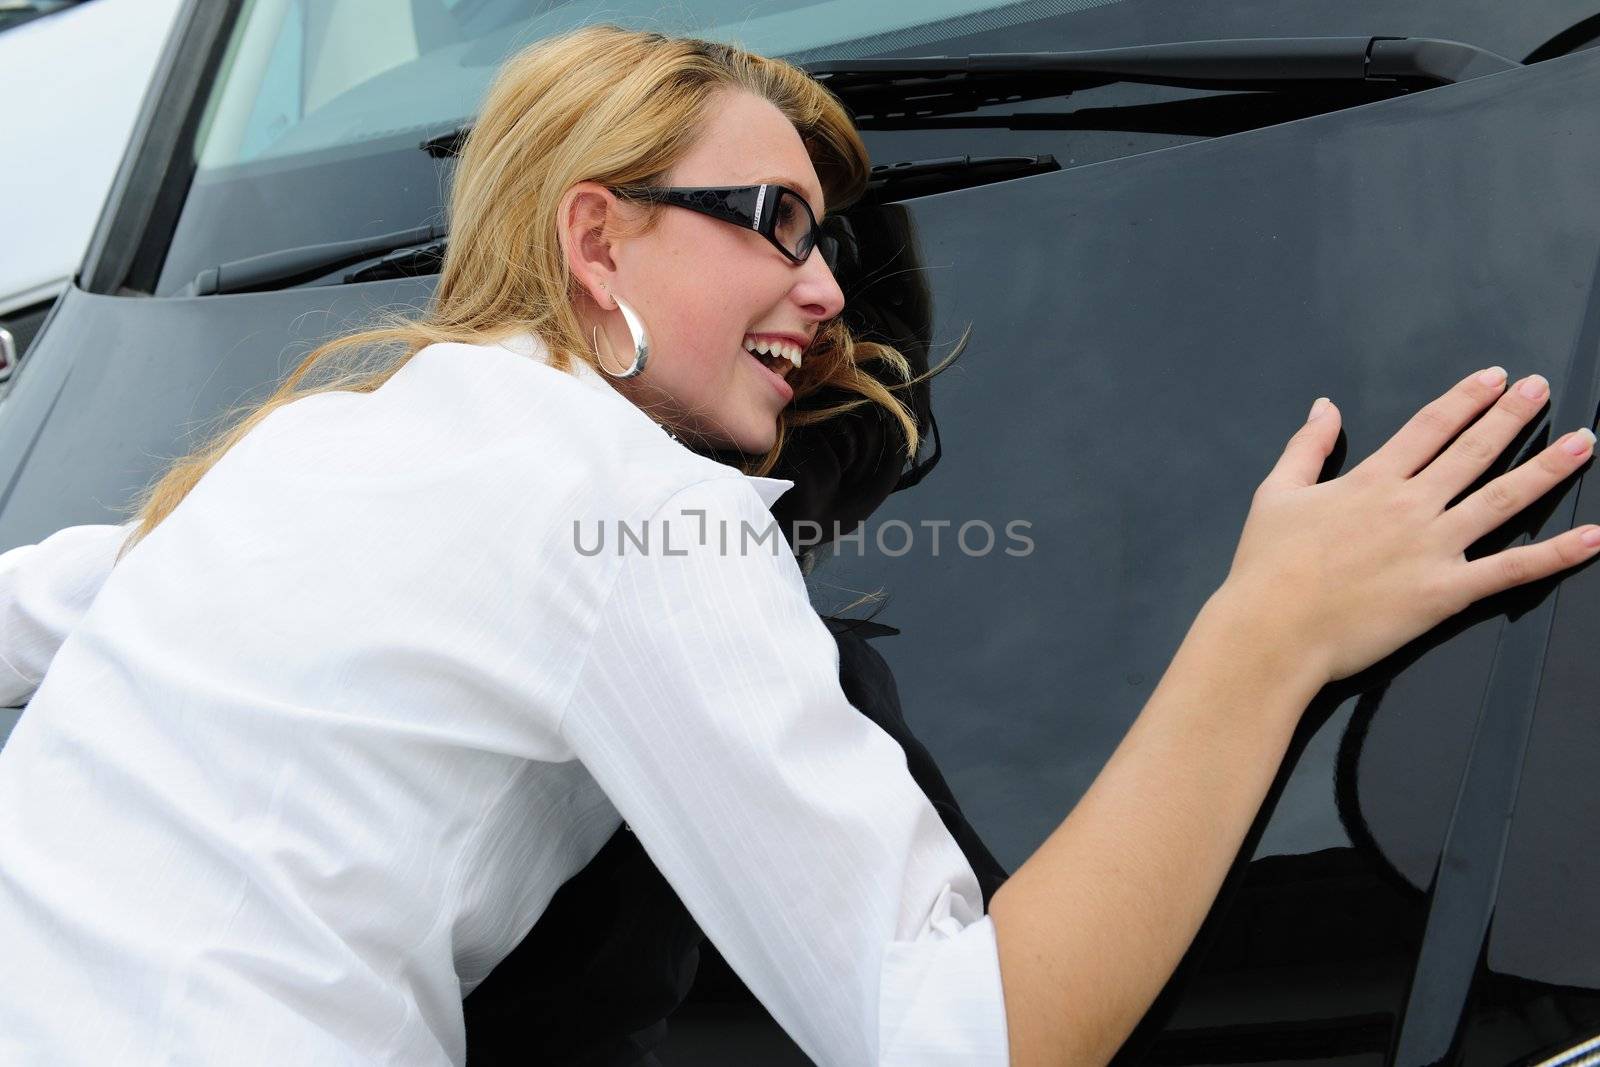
top-left (792, 247), bottom-right (846, 323)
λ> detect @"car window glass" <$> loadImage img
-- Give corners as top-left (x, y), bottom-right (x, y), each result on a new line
top-left (191, 0), bottom-right (1133, 170)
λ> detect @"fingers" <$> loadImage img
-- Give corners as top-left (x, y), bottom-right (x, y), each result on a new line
top-left (1415, 373), bottom-right (1550, 504)
top-left (1444, 426), bottom-right (1596, 546)
top-left (1456, 522), bottom-right (1600, 605)
top-left (1360, 367), bottom-right (1509, 479)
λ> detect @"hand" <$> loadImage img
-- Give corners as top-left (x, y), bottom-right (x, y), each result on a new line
top-left (1221, 367), bottom-right (1599, 685)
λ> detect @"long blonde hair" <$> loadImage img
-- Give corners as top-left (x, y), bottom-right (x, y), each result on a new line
top-left (124, 25), bottom-right (936, 551)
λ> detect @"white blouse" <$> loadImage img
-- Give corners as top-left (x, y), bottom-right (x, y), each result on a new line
top-left (0, 334), bottom-right (1009, 1066)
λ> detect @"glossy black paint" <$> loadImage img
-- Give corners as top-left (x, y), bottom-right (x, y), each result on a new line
top-left (807, 50), bottom-right (1600, 1064)
top-left (8, 3), bottom-right (1600, 1064)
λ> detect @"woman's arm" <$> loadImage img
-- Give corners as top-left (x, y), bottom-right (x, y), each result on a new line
top-left (989, 586), bottom-right (1318, 1064)
top-left (562, 476), bottom-right (1009, 1066)
top-left (0, 523), bottom-right (130, 707)
top-left (992, 369), bottom-right (1598, 1064)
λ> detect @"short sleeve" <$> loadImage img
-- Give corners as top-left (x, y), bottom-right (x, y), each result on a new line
top-left (0, 523), bottom-right (131, 707)
top-left (558, 478), bottom-right (1011, 1066)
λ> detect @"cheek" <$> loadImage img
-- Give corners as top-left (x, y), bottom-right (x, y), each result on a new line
top-left (629, 216), bottom-right (795, 402)
top-left (651, 240), bottom-right (773, 372)
top-left (651, 272), bottom-right (737, 380)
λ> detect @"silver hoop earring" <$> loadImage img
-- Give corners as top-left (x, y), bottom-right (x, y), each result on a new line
top-left (594, 294), bottom-right (649, 379)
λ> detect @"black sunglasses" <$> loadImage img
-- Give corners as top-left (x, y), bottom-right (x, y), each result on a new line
top-left (611, 184), bottom-right (839, 270)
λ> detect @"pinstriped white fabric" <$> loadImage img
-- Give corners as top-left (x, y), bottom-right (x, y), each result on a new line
top-left (0, 334), bottom-right (1010, 1065)
top-left (0, 522), bottom-right (130, 709)
top-left (563, 477), bottom-right (1009, 1065)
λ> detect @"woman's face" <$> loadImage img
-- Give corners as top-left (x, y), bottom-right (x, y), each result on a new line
top-left (577, 90), bottom-right (847, 454)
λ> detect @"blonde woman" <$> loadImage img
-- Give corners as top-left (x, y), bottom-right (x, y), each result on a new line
top-left (1, 24), bottom-right (1597, 1067)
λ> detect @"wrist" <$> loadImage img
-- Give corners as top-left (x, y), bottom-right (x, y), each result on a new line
top-left (1188, 582), bottom-right (1330, 709)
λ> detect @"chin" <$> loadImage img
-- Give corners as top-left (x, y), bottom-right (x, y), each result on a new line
top-left (721, 419), bottom-right (779, 457)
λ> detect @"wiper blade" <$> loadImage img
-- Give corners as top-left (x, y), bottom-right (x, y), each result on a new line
top-left (807, 36), bottom-right (1519, 120)
top-left (191, 222), bottom-right (447, 296)
top-left (341, 239), bottom-right (448, 285)
top-left (423, 134), bottom-right (1057, 208)
top-left (860, 154), bottom-right (1058, 204)
top-left (421, 38), bottom-right (1517, 154)
top-left (422, 124), bottom-right (1057, 201)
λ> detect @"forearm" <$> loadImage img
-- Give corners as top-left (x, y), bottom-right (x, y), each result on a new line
top-left (989, 587), bottom-right (1325, 1066)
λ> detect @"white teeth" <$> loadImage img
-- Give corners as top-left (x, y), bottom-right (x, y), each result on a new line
top-left (742, 336), bottom-right (803, 369)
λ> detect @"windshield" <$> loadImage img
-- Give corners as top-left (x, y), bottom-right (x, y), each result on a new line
top-left (194, 0), bottom-right (1125, 170)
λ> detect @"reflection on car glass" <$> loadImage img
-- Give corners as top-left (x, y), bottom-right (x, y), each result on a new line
top-left (197, 0), bottom-right (1119, 169)
top-left (808, 36), bottom-right (1518, 123)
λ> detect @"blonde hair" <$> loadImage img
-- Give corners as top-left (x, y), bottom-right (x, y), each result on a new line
top-left (124, 25), bottom-right (940, 551)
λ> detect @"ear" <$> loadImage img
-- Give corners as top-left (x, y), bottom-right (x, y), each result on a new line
top-left (557, 181), bottom-right (624, 311)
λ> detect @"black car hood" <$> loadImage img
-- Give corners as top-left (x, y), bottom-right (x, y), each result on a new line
top-left (5, 41), bottom-right (1600, 1057)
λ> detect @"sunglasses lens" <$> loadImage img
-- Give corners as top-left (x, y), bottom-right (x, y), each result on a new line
top-left (819, 233), bottom-right (840, 271)
top-left (773, 188), bottom-right (819, 262)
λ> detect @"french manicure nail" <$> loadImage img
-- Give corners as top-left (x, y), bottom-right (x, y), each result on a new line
top-left (1562, 428), bottom-right (1596, 456)
top-left (1519, 374), bottom-right (1549, 400)
top-left (1478, 366), bottom-right (1508, 386)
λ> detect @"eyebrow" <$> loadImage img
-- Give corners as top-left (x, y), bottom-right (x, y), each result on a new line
top-left (751, 176), bottom-right (826, 218)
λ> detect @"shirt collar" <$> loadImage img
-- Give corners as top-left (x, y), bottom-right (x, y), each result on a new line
top-left (741, 476), bottom-right (795, 508)
top-left (490, 332), bottom-right (795, 509)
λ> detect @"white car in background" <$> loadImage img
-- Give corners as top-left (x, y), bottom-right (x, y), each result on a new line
top-left (0, 0), bottom-right (184, 379)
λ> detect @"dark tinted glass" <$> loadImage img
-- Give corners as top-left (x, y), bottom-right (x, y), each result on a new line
top-left (773, 187), bottom-right (831, 266)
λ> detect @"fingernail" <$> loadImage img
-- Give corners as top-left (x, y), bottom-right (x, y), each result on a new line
top-left (1582, 527), bottom-right (1600, 548)
top-left (1478, 366), bottom-right (1508, 387)
top-left (1308, 397), bottom-right (1331, 420)
top-left (1519, 374), bottom-right (1549, 400)
top-left (1562, 427), bottom-right (1596, 456)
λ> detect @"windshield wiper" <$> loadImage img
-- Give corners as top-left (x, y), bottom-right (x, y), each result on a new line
top-left (420, 112), bottom-right (1058, 200)
top-left (190, 223), bottom-right (447, 296)
top-left (807, 36), bottom-right (1519, 121)
top-left (422, 37), bottom-right (1516, 150)
top-left (860, 154), bottom-right (1058, 203)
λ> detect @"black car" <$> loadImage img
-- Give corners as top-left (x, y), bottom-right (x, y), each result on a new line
top-left (5, 2), bottom-right (1600, 1064)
